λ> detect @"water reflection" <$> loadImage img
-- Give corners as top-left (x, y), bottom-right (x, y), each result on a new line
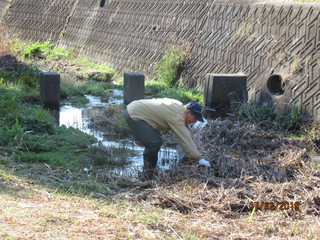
top-left (59, 94), bottom-right (115, 135)
top-left (59, 90), bottom-right (178, 176)
top-left (59, 105), bottom-right (84, 129)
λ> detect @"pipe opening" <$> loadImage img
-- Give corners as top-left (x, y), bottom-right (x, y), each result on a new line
top-left (100, 0), bottom-right (106, 8)
top-left (267, 74), bottom-right (285, 95)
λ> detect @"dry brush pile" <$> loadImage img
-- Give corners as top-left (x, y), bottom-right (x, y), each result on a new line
top-left (122, 117), bottom-right (320, 238)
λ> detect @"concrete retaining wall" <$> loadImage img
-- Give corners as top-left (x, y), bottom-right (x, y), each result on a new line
top-left (2, 0), bottom-right (319, 119)
top-left (0, 0), bottom-right (11, 20)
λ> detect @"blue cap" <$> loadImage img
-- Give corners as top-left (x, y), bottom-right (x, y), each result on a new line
top-left (187, 102), bottom-right (204, 122)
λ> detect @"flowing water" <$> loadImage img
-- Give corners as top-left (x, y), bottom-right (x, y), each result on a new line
top-left (59, 90), bottom-right (179, 176)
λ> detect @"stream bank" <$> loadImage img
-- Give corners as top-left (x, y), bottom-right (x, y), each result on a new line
top-left (59, 90), bottom-right (179, 178)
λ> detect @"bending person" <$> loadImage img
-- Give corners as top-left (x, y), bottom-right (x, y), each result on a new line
top-left (124, 98), bottom-right (211, 180)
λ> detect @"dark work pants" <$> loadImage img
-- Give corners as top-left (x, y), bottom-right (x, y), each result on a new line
top-left (124, 109), bottom-right (161, 164)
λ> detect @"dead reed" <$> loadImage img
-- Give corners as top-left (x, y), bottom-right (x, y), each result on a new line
top-left (123, 117), bottom-right (320, 239)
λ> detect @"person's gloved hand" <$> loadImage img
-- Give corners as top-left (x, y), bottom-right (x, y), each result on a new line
top-left (198, 158), bottom-right (211, 167)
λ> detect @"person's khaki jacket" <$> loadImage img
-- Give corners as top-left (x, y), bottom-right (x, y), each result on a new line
top-left (127, 98), bottom-right (201, 158)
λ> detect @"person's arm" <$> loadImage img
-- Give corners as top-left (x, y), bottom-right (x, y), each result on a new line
top-left (168, 122), bottom-right (201, 158)
top-left (169, 121), bottom-right (211, 167)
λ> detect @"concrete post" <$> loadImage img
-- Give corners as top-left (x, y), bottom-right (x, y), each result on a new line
top-left (40, 72), bottom-right (60, 108)
top-left (123, 72), bottom-right (145, 105)
top-left (204, 74), bottom-right (248, 117)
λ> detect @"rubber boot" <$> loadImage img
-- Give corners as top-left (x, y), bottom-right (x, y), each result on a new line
top-left (142, 153), bottom-right (158, 180)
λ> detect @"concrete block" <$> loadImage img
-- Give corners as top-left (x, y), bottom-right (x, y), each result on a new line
top-left (40, 72), bottom-right (60, 107)
top-left (123, 72), bottom-right (145, 105)
top-left (204, 74), bottom-right (248, 117)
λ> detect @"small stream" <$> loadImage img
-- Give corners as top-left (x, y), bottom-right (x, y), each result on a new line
top-left (59, 89), bottom-right (179, 176)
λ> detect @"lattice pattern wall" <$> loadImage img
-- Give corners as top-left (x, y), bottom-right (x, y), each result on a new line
top-left (59, 0), bottom-right (212, 76)
top-left (187, 3), bottom-right (320, 117)
top-left (0, 0), bottom-right (11, 20)
top-left (2, 0), bottom-right (75, 42)
top-left (2, 0), bottom-right (320, 118)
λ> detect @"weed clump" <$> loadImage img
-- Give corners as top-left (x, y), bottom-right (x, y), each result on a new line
top-left (155, 87), bottom-right (203, 105)
top-left (16, 41), bottom-right (72, 60)
top-left (13, 39), bottom-right (115, 83)
top-left (88, 105), bottom-right (131, 139)
top-left (151, 46), bottom-right (204, 104)
top-left (232, 102), bottom-right (304, 133)
top-left (0, 64), bottom-right (40, 88)
top-left (89, 142), bottom-right (133, 167)
top-left (145, 80), bottom-right (203, 104)
top-left (155, 46), bottom-right (189, 87)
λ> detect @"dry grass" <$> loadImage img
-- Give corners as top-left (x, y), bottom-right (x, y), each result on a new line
top-left (125, 118), bottom-right (319, 238)
top-left (0, 25), bottom-right (23, 72)
top-left (3, 118), bottom-right (319, 239)
top-left (0, 25), bottom-right (13, 55)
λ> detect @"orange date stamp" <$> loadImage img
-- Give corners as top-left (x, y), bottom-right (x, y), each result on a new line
top-left (250, 201), bottom-right (301, 211)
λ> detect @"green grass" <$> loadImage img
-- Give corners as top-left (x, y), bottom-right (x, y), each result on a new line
top-left (0, 84), bottom-right (97, 168)
top-left (0, 39), bottom-right (136, 197)
top-left (231, 102), bottom-right (304, 133)
top-left (60, 81), bottom-right (85, 98)
top-left (12, 39), bottom-right (115, 82)
top-left (155, 46), bottom-right (189, 87)
top-left (76, 57), bottom-right (114, 73)
top-left (13, 40), bottom-right (73, 60)
top-left (0, 65), bottom-right (98, 173)
top-left (60, 80), bottom-right (113, 107)
top-left (231, 102), bottom-right (276, 121)
top-left (0, 64), bottom-right (40, 88)
top-left (145, 80), bottom-right (203, 104)
top-left (89, 142), bottom-right (134, 167)
top-left (78, 81), bottom-right (112, 96)
top-left (16, 126), bottom-right (97, 167)
top-left (302, 125), bottom-right (320, 153)
top-left (72, 57), bottom-right (115, 82)
top-left (145, 80), bottom-right (167, 96)
top-left (155, 86), bottom-right (203, 105)
top-left (0, 82), bottom-right (110, 196)
top-left (0, 86), bottom-right (53, 132)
